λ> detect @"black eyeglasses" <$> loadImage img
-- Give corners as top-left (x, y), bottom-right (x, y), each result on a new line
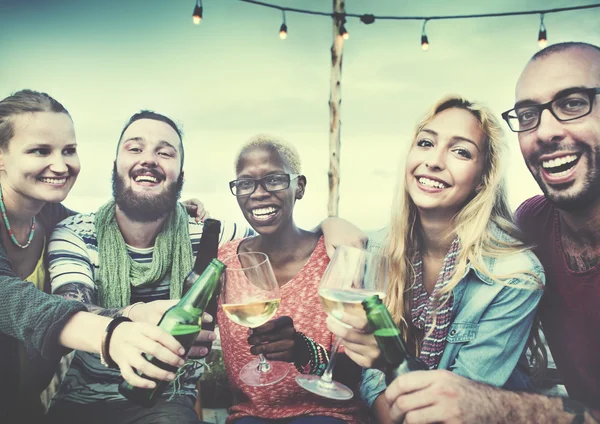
top-left (502, 87), bottom-right (600, 133)
top-left (229, 173), bottom-right (301, 196)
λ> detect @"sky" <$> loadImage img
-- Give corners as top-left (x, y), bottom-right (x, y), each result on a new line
top-left (1, 0), bottom-right (600, 231)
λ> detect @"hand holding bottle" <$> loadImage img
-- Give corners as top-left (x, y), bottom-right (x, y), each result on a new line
top-left (109, 321), bottom-right (186, 389)
top-left (325, 311), bottom-right (382, 369)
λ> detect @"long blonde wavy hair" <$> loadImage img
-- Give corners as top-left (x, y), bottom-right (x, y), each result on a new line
top-left (384, 95), bottom-right (544, 366)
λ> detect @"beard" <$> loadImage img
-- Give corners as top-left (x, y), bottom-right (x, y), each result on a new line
top-left (529, 146), bottom-right (600, 212)
top-left (112, 164), bottom-right (183, 222)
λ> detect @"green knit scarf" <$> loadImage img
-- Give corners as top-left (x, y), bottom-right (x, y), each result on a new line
top-left (95, 200), bottom-right (193, 309)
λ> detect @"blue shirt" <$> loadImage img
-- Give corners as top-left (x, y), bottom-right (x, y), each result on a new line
top-left (360, 224), bottom-right (545, 406)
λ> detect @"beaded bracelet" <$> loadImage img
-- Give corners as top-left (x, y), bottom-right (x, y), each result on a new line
top-left (293, 332), bottom-right (330, 376)
top-left (99, 317), bottom-right (132, 368)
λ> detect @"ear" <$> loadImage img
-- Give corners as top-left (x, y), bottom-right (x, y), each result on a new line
top-left (295, 175), bottom-right (306, 200)
top-left (0, 150), bottom-right (5, 172)
top-left (475, 183), bottom-right (484, 193)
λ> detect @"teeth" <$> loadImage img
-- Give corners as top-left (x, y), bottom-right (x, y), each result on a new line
top-left (542, 154), bottom-right (578, 169)
top-left (418, 177), bottom-right (447, 189)
top-left (135, 175), bottom-right (158, 183)
top-left (252, 207), bottom-right (277, 217)
top-left (38, 177), bottom-right (67, 184)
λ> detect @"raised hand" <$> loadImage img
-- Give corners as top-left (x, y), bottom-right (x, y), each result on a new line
top-left (247, 316), bottom-right (299, 362)
top-left (109, 321), bottom-right (186, 389)
top-left (181, 198), bottom-right (209, 222)
top-left (326, 311), bottom-right (382, 368)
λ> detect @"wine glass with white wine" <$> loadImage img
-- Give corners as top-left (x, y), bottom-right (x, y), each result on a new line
top-left (296, 245), bottom-right (388, 400)
top-left (220, 252), bottom-right (289, 386)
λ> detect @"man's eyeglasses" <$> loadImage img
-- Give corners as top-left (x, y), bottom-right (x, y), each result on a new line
top-left (229, 173), bottom-right (301, 196)
top-left (501, 87), bottom-right (600, 133)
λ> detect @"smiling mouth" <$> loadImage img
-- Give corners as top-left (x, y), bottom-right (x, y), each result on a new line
top-left (251, 206), bottom-right (280, 221)
top-left (418, 177), bottom-right (449, 189)
top-left (541, 154), bottom-right (580, 177)
top-left (37, 177), bottom-right (68, 185)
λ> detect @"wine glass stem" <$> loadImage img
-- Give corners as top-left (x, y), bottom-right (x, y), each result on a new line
top-left (320, 336), bottom-right (342, 384)
top-left (257, 354), bottom-right (271, 373)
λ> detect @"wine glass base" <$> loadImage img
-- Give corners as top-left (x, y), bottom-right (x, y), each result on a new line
top-left (240, 358), bottom-right (289, 387)
top-left (295, 375), bottom-right (354, 400)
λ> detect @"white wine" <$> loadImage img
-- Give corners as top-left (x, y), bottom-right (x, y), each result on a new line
top-left (222, 299), bottom-right (281, 328)
top-left (319, 288), bottom-right (386, 319)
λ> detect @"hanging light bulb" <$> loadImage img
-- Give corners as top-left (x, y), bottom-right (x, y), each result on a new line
top-left (279, 10), bottom-right (287, 39)
top-left (538, 14), bottom-right (547, 49)
top-left (340, 24), bottom-right (349, 40)
top-left (192, 0), bottom-right (203, 24)
top-left (421, 19), bottom-right (429, 51)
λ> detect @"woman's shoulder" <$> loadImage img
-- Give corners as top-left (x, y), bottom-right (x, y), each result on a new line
top-left (478, 225), bottom-right (545, 286)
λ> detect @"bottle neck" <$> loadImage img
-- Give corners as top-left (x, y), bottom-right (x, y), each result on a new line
top-left (178, 265), bottom-right (220, 311)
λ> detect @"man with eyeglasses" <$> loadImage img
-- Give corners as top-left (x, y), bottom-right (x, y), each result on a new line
top-left (382, 42), bottom-right (600, 423)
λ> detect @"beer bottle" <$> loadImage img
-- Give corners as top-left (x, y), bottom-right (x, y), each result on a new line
top-left (362, 295), bottom-right (428, 385)
top-left (183, 219), bottom-right (220, 356)
top-left (118, 257), bottom-right (226, 407)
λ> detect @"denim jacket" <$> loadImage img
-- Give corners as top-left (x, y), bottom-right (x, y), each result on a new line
top-left (360, 225), bottom-right (545, 407)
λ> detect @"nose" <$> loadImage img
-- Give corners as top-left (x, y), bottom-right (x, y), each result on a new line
top-left (139, 150), bottom-right (159, 167)
top-left (48, 153), bottom-right (68, 174)
top-left (535, 108), bottom-right (566, 146)
top-left (250, 180), bottom-right (270, 199)
top-left (424, 146), bottom-right (446, 171)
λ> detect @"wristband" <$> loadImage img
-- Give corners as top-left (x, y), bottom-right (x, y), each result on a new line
top-left (100, 316), bottom-right (132, 368)
top-left (293, 332), bottom-right (329, 376)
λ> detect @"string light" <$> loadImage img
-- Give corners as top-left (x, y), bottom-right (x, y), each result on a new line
top-left (192, 0), bottom-right (203, 24)
top-left (279, 10), bottom-right (287, 39)
top-left (339, 23), bottom-right (349, 40)
top-left (421, 19), bottom-right (429, 51)
top-left (538, 14), bottom-right (547, 48)
top-left (235, 0), bottom-right (600, 50)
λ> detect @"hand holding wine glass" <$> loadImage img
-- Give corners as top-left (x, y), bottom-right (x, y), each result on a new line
top-left (296, 245), bottom-right (388, 400)
top-left (220, 252), bottom-right (289, 386)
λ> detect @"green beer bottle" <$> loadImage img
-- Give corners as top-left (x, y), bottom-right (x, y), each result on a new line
top-left (118, 257), bottom-right (226, 407)
top-left (362, 295), bottom-right (428, 385)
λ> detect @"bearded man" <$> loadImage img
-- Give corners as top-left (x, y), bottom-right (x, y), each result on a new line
top-left (45, 111), bottom-right (253, 424)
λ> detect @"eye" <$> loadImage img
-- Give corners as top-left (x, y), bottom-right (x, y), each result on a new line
top-left (452, 147), bottom-right (472, 159)
top-left (416, 138), bottom-right (433, 148)
top-left (516, 108), bottom-right (538, 124)
top-left (29, 148), bottom-right (50, 156)
top-left (158, 150), bottom-right (174, 158)
top-left (556, 96), bottom-right (589, 112)
top-left (128, 147), bottom-right (142, 153)
top-left (63, 147), bottom-right (77, 156)
top-left (237, 180), bottom-right (255, 189)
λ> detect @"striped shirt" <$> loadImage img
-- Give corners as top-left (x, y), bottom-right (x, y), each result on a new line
top-left (47, 212), bottom-right (252, 405)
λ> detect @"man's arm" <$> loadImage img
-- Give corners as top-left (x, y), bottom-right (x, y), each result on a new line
top-left (48, 220), bottom-right (128, 318)
top-left (385, 370), bottom-right (599, 424)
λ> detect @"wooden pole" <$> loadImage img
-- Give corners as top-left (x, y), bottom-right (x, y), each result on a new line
top-left (328, 0), bottom-right (345, 217)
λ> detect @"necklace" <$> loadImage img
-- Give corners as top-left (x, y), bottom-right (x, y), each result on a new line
top-left (0, 188), bottom-right (36, 249)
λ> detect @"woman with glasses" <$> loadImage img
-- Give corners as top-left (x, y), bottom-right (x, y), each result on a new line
top-left (217, 135), bottom-right (367, 423)
top-left (0, 90), bottom-right (204, 422)
top-left (326, 96), bottom-right (546, 423)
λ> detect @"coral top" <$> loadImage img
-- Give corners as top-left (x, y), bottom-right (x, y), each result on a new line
top-left (217, 237), bottom-right (366, 423)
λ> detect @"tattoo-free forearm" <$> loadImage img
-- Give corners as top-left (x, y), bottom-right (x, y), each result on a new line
top-left (54, 282), bottom-right (126, 318)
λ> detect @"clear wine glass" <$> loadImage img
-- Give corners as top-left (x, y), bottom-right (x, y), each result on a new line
top-left (220, 252), bottom-right (289, 386)
top-left (296, 245), bottom-right (388, 400)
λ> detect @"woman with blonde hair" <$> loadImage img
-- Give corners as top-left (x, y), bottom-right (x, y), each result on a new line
top-left (327, 95), bottom-right (545, 422)
top-left (0, 90), bottom-right (204, 422)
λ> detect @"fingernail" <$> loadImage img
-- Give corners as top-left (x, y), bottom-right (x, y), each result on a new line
top-left (178, 359), bottom-right (185, 366)
top-left (179, 348), bottom-right (185, 355)
top-left (248, 329), bottom-right (253, 336)
top-left (200, 348), bottom-right (208, 356)
top-left (332, 310), bottom-right (343, 320)
top-left (148, 382), bottom-right (157, 389)
top-left (209, 333), bottom-right (216, 341)
top-left (167, 373), bottom-right (176, 380)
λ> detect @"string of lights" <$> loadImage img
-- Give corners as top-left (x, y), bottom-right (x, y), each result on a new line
top-left (191, 1), bottom-right (600, 50)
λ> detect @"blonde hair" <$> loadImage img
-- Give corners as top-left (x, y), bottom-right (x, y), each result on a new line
top-left (384, 95), bottom-right (542, 354)
top-left (235, 134), bottom-right (301, 173)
